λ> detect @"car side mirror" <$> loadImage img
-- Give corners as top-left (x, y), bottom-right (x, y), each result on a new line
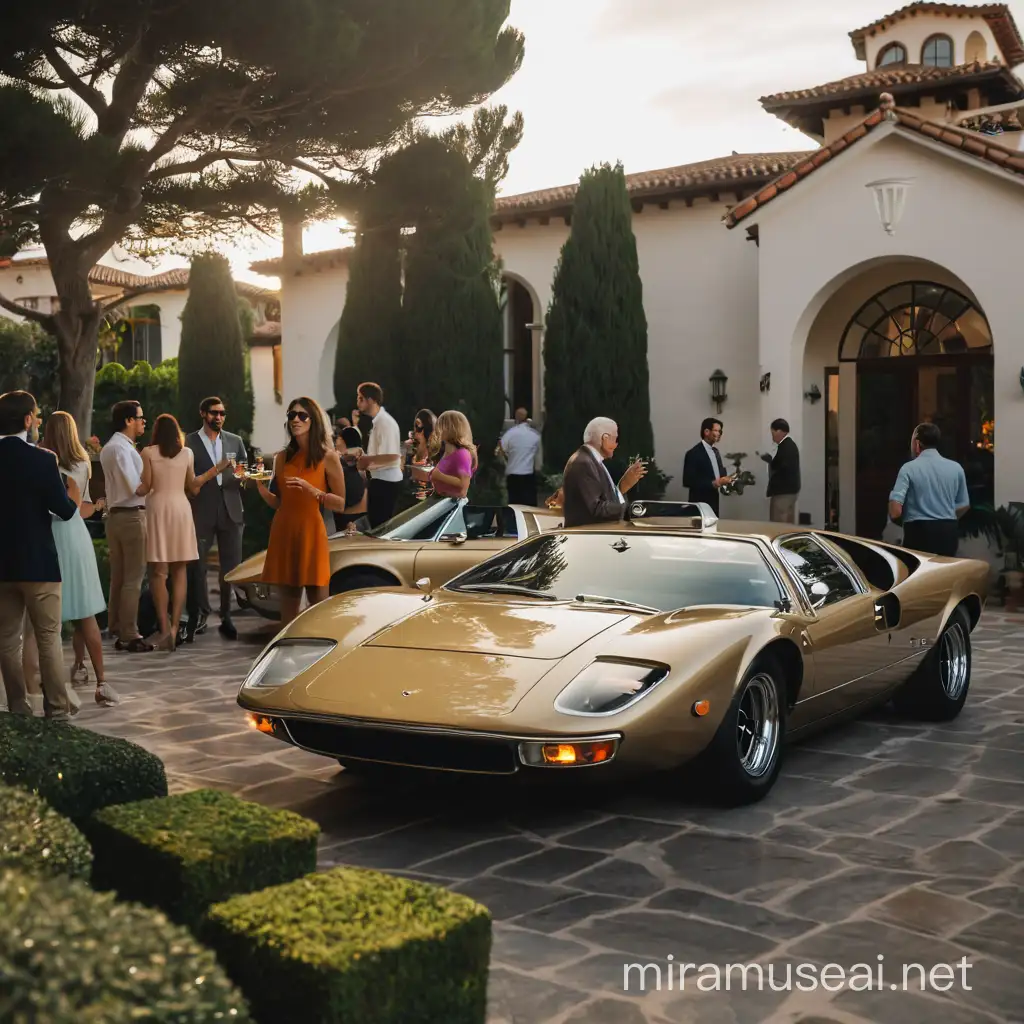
top-left (440, 532), bottom-right (467, 545)
top-left (415, 577), bottom-right (432, 593)
top-left (809, 581), bottom-right (829, 608)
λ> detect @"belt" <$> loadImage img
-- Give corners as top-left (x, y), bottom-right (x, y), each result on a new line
top-left (109, 506), bottom-right (145, 513)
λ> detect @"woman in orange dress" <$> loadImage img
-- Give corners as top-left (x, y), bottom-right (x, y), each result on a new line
top-left (258, 396), bottom-right (347, 625)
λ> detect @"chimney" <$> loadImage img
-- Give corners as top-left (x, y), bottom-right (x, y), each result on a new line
top-left (281, 210), bottom-right (304, 276)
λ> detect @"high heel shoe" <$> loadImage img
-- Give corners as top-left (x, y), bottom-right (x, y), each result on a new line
top-left (70, 661), bottom-right (90, 688)
top-left (95, 682), bottom-right (120, 706)
top-left (158, 632), bottom-right (175, 652)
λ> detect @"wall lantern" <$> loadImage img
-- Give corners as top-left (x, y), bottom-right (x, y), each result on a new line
top-left (759, 372), bottom-right (771, 393)
top-left (804, 383), bottom-right (822, 404)
top-left (1020, 365), bottom-right (1024, 394)
top-left (710, 369), bottom-right (728, 413)
top-left (16, 274), bottom-right (24, 285)
top-left (865, 177), bottom-right (913, 236)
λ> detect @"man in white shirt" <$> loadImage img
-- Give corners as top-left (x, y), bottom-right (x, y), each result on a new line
top-left (355, 382), bottom-right (403, 527)
top-left (99, 399), bottom-right (151, 652)
top-left (499, 408), bottom-right (542, 507)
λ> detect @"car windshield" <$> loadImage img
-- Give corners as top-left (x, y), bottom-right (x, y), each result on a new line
top-left (445, 532), bottom-right (783, 612)
top-left (365, 496), bottom-right (460, 541)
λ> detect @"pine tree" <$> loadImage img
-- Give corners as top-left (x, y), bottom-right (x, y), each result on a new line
top-left (332, 222), bottom-right (404, 421)
top-left (178, 253), bottom-right (248, 436)
top-left (542, 163), bottom-right (668, 497)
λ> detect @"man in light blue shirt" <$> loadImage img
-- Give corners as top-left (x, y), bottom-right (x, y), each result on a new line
top-left (888, 422), bottom-right (969, 557)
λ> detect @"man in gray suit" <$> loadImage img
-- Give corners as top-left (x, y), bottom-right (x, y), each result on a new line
top-left (184, 396), bottom-right (245, 641)
top-left (561, 417), bottom-right (647, 528)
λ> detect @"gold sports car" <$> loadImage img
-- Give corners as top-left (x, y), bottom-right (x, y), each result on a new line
top-left (237, 501), bottom-right (988, 804)
top-left (225, 497), bottom-right (565, 619)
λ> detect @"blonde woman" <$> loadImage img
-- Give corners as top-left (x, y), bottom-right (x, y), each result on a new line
top-left (411, 410), bottom-right (477, 498)
top-left (41, 412), bottom-right (119, 706)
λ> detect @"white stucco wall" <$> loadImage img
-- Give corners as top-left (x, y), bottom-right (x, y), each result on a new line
top-left (280, 265), bottom-right (348, 414)
top-left (250, 346), bottom-right (280, 453)
top-left (864, 16), bottom-right (998, 68)
top-left (751, 127), bottom-right (1024, 525)
top-left (494, 200), bottom-right (766, 519)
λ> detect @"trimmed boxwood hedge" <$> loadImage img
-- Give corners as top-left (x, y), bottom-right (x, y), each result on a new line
top-left (0, 713), bottom-right (166, 821)
top-left (203, 867), bottom-right (492, 1024)
top-left (0, 784), bottom-right (93, 881)
top-left (83, 787), bottom-right (320, 928)
top-left (0, 868), bottom-right (252, 1022)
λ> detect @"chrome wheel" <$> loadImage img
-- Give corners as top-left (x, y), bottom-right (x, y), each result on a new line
top-left (735, 673), bottom-right (780, 778)
top-left (940, 623), bottom-right (969, 700)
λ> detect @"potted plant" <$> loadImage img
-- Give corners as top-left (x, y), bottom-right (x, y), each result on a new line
top-left (995, 502), bottom-right (1024, 610)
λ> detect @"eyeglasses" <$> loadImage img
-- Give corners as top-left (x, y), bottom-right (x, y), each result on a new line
top-left (286, 410), bottom-right (310, 422)
top-left (132, 415), bottom-right (146, 421)
top-left (414, 424), bottom-right (423, 432)
top-left (207, 410), bottom-right (226, 418)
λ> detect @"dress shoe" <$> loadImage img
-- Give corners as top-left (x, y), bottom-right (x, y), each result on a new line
top-left (219, 619), bottom-right (238, 640)
top-left (194, 613), bottom-right (209, 636)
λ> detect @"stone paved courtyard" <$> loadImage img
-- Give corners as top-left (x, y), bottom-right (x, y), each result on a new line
top-left (70, 609), bottom-right (1024, 1024)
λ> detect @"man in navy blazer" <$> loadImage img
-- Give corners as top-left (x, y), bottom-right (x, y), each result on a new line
top-left (682, 417), bottom-right (733, 517)
top-left (0, 391), bottom-right (79, 718)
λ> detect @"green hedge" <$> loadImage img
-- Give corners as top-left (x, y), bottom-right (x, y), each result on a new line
top-left (0, 714), bottom-right (166, 822)
top-left (0, 784), bottom-right (93, 881)
top-left (0, 868), bottom-right (252, 1022)
top-left (203, 866), bottom-right (492, 1024)
top-left (84, 788), bottom-right (319, 929)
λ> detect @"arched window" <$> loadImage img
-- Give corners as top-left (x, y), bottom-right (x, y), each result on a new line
top-left (877, 42), bottom-right (907, 67)
top-left (922, 34), bottom-right (954, 67)
top-left (839, 282), bottom-right (991, 361)
top-left (965, 30), bottom-right (987, 63)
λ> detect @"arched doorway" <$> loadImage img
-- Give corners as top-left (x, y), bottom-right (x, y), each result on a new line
top-left (839, 281), bottom-right (994, 539)
top-left (501, 274), bottom-right (542, 420)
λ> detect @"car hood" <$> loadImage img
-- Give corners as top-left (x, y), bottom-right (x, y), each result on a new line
top-left (225, 534), bottom-right (391, 584)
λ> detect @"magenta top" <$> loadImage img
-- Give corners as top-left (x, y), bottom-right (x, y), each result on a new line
top-left (431, 446), bottom-right (474, 496)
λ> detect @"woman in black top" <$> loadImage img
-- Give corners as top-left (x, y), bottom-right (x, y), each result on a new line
top-left (335, 427), bottom-right (367, 531)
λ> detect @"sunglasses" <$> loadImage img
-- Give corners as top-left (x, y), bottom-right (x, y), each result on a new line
top-left (414, 424), bottom-right (423, 432)
top-left (207, 410), bottom-right (226, 418)
top-left (286, 410), bottom-right (310, 422)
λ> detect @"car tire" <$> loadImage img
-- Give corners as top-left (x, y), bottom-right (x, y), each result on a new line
top-left (891, 606), bottom-right (972, 722)
top-left (697, 655), bottom-right (786, 806)
top-left (329, 570), bottom-right (400, 596)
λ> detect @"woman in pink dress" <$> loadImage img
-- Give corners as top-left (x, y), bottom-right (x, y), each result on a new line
top-left (136, 414), bottom-right (226, 651)
top-left (411, 409), bottom-right (477, 498)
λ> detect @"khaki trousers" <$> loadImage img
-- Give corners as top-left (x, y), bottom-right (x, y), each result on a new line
top-left (106, 508), bottom-right (147, 640)
top-left (0, 582), bottom-right (70, 717)
top-left (769, 493), bottom-right (798, 524)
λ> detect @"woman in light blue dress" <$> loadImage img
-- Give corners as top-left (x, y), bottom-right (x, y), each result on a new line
top-left (42, 413), bottom-right (119, 707)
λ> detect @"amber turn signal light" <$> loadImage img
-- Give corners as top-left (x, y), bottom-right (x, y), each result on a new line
top-left (519, 738), bottom-right (619, 767)
top-left (692, 700), bottom-right (710, 717)
top-left (247, 713), bottom-right (276, 734)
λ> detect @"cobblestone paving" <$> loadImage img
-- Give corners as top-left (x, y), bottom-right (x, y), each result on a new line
top-left (71, 610), bottom-right (1024, 1024)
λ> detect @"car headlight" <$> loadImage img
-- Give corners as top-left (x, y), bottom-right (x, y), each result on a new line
top-left (554, 659), bottom-right (669, 716)
top-left (241, 639), bottom-right (336, 690)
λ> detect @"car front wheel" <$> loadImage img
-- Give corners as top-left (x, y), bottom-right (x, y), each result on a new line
top-left (697, 656), bottom-right (786, 805)
top-left (891, 607), bottom-right (972, 721)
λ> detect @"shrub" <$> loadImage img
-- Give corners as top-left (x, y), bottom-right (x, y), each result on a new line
top-left (203, 866), bottom-right (492, 1024)
top-left (0, 784), bottom-right (93, 881)
top-left (84, 788), bottom-right (319, 929)
top-left (0, 868), bottom-right (252, 1022)
top-left (0, 714), bottom-right (167, 822)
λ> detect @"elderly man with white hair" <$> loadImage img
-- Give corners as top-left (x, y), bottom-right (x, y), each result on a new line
top-left (557, 416), bottom-right (647, 528)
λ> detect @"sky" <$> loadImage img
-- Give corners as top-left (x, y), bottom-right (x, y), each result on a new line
top-left (71, 0), bottom-right (1024, 287)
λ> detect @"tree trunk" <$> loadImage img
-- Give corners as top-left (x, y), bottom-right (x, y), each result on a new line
top-left (48, 255), bottom-right (101, 438)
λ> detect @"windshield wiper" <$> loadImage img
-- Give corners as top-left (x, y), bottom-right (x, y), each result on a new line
top-left (573, 594), bottom-right (660, 614)
top-left (454, 583), bottom-right (557, 600)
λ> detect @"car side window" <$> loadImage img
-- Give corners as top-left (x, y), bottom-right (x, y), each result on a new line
top-left (462, 506), bottom-right (511, 540)
top-left (778, 536), bottom-right (858, 608)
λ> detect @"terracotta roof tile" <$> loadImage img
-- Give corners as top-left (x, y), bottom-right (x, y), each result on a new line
top-left (724, 97), bottom-right (1024, 229)
top-left (491, 153), bottom-right (813, 220)
top-left (849, 3), bottom-right (1024, 66)
top-left (249, 246), bottom-right (354, 276)
top-left (761, 60), bottom-right (1017, 108)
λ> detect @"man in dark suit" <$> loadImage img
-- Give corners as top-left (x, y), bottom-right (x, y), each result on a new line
top-left (0, 390), bottom-right (79, 718)
top-left (184, 396), bottom-right (244, 642)
top-left (762, 418), bottom-right (801, 523)
top-left (682, 417), bottom-right (733, 516)
top-left (561, 417), bottom-right (647, 528)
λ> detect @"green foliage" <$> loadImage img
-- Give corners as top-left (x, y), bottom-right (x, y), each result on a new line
top-left (84, 788), bottom-right (319, 929)
top-left (0, 784), bottom-right (93, 881)
top-left (242, 482), bottom-right (276, 558)
top-left (92, 539), bottom-right (110, 598)
top-left (92, 358), bottom-right (180, 443)
top-left (203, 866), bottom-right (492, 1024)
top-left (333, 225), bottom-right (404, 419)
top-left (0, 316), bottom-right (59, 416)
top-left (542, 163), bottom-right (669, 499)
top-left (0, 714), bottom-right (167, 822)
top-left (0, 868), bottom-right (252, 1022)
top-left (178, 253), bottom-right (248, 438)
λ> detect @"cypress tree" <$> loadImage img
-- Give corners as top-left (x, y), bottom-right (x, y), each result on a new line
top-left (541, 163), bottom-right (668, 497)
top-left (332, 222), bottom-right (404, 421)
top-left (178, 253), bottom-right (247, 436)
